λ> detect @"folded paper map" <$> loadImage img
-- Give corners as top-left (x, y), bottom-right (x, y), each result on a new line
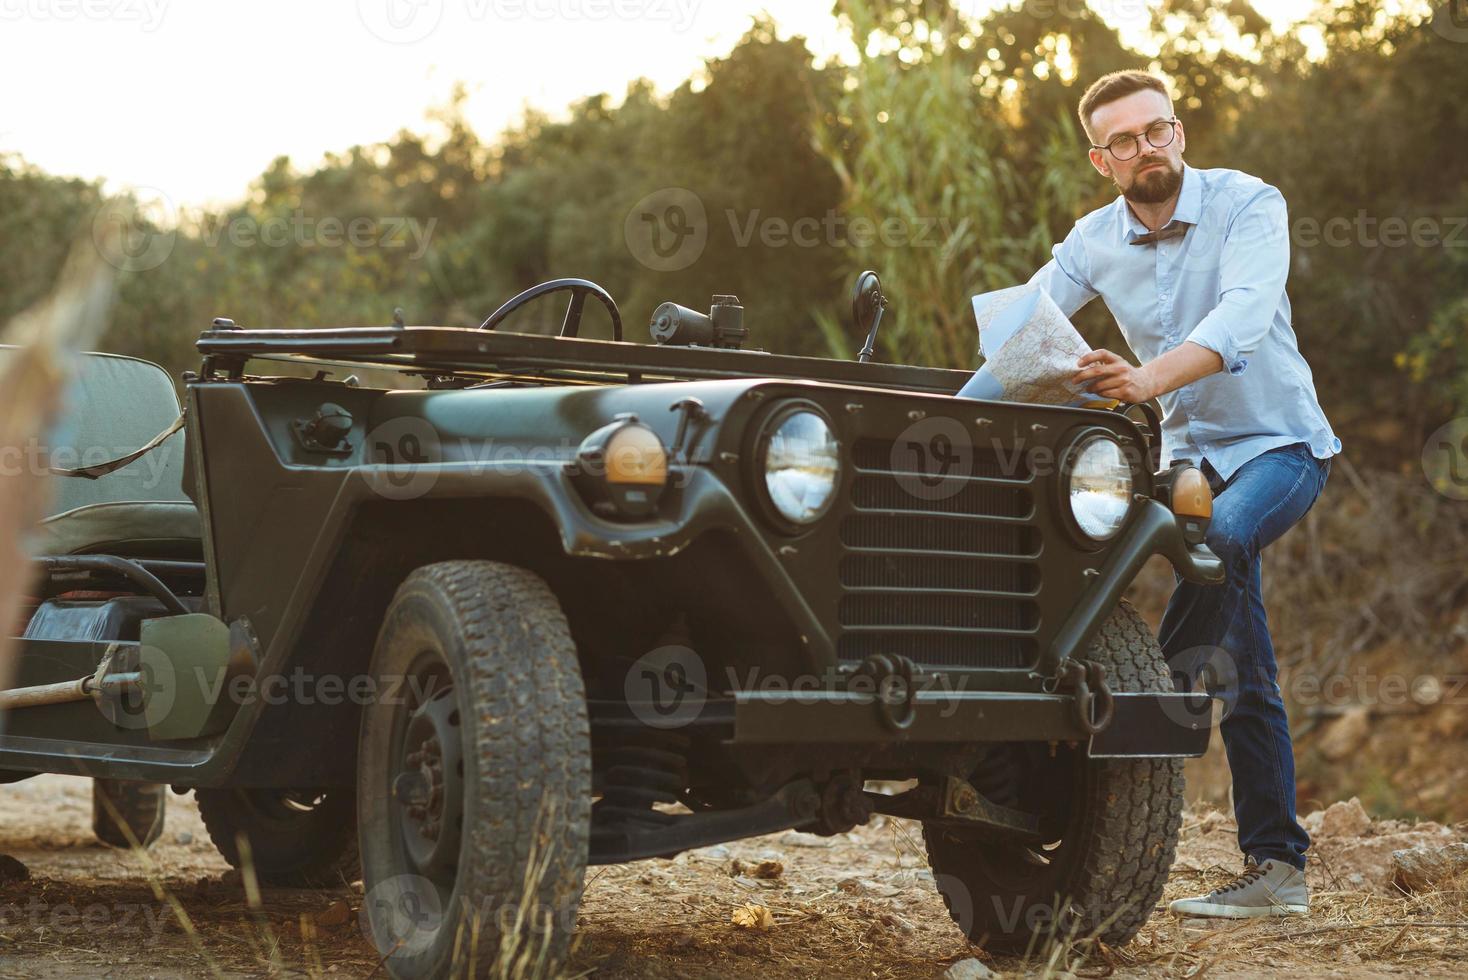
top-left (955, 285), bottom-right (1115, 408)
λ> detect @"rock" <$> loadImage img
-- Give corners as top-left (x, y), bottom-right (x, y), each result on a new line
top-left (1317, 797), bottom-right (1372, 838)
top-left (880, 912), bottom-right (915, 933)
top-left (751, 860), bottom-right (784, 880)
top-left (945, 957), bottom-right (999, 980)
top-left (1391, 843), bottom-right (1468, 893)
top-left (1317, 707), bottom-right (1371, 761)
top-left (175, 831), bottom-right (193, 845)
top-left (1314, 823), bottom-right (1454, 893)
top-left (0, 854), bottom-right (29, 882)
top-left (315, 900), bottom-right (352, 928)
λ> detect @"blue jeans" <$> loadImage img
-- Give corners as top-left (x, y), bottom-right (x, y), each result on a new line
top-left (1158, 441), bottom-right (1331, 871)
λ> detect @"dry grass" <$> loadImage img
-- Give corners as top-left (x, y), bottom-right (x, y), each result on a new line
top-left (0, 778), bottom-right (1464, 977)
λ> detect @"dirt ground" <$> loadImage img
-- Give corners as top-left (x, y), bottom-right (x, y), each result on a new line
top-left (0, 776), bottom-right (1463, 978)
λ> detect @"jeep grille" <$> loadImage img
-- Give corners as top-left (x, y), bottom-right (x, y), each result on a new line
top-left (835, 438), bottom-right (1040, 669)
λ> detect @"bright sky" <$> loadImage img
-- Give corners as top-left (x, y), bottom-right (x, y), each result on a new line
top-left (1, 0), bottom-right (1319, 209)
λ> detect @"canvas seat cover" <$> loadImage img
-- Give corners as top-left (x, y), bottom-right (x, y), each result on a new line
top-left (2, 346), bottom-right (200, 557)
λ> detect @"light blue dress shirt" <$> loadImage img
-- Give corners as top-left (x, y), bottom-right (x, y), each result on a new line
top-left (1028, 163), bottom-right (1341, 481)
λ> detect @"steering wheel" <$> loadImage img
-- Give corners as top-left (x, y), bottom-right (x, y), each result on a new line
top-left (477, 278), bottom-right (623, 341)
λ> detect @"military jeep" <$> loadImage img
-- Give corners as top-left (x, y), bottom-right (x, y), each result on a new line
top-left (8, 276), bottom-right (1221, 976)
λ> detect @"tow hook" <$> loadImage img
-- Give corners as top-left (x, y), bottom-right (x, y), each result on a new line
top-left (1050, 659), bottom-right (1115, 735)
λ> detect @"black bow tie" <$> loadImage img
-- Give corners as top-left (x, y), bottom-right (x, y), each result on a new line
top-left (1131, 223), bottom-right (1189, 245)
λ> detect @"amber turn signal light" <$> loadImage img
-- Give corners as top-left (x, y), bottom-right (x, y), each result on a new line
top-left (1170, 466), bottom-right (1213, 519)
top-left (604, 424), bottom-right (668, 486)
top-left (569, 414), bottom-right (669, 520)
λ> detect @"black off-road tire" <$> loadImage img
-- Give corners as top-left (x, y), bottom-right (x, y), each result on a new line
top-left (924, 600), bottom-right (1185, 953)
top-left (357, 560), bottom-right (591, 980)
top-left (196, 787), bottom-right (360, 888)
top-left (92, 779), bottom-right (166, 849)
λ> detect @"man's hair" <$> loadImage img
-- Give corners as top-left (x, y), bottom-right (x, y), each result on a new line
top-left (1077, 71), bottom-right (1173, 144)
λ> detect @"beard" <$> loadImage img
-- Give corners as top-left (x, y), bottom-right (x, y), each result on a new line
top-left (1120, 160), bottom-right (1183, 205)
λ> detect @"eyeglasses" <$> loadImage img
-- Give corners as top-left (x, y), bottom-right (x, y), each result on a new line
top-left (1092, 118), bottom-right (1178, 161)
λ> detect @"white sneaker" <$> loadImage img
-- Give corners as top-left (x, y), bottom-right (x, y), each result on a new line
top-left (1169, 857), bottom-right (1309, 918)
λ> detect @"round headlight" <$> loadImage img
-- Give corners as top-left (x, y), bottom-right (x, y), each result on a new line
top-left (762, 410), bottom-right (839, 526)
top-left (1066, 436), bottom-right (1134, 540)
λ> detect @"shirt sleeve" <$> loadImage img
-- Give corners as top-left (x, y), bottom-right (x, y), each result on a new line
top-left (1027, 222), bottom-right (1098, 318)
top-left (1186, 185), bottom-right (1291, 376)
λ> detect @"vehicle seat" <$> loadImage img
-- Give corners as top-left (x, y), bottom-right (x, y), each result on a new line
top-left (5, 346), bottom-right (201, 560)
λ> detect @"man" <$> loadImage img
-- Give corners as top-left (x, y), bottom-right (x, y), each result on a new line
top-left (1028, 70), bottom-right (1340, 917)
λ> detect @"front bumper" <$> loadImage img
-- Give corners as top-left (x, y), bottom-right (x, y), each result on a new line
top-left (732, 688), bottom-right (1215, 758)
top-left (593, 688), bottom-right (1215, 758)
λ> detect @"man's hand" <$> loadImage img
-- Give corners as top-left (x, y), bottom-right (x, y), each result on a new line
top-left (1074, 342), bottom-right (1226, 403)
top-left (1073, 349), bottom-right (1156, 403)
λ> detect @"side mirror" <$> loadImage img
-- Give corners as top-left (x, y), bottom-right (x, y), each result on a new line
top-left (851, 271), bottom-right (887, 363)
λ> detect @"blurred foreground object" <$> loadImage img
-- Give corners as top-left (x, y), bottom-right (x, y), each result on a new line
top-left (0, 229), bottom-right (119, 677)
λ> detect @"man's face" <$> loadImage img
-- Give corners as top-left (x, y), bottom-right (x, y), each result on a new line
top-left (1087, 90), bottom-right (1186, 206)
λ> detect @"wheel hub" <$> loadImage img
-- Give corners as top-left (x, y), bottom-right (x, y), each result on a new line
top-left (393, 687), bottom-right (464, 879)
top-left (400, 735), bottom-right (445, 839)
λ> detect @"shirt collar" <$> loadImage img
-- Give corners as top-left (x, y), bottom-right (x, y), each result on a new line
top-left (1116, 162), bottom-right (1200, 241)
top-left (1173, 163), bottom-right (1202, 225)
